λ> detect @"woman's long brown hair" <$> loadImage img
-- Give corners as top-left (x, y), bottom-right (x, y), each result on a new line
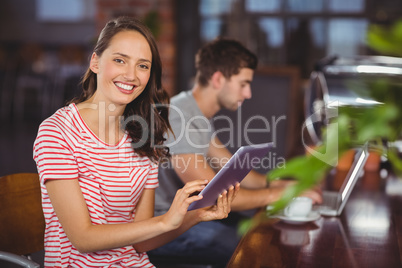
top-left (71, 16), bottom-right (171, 162)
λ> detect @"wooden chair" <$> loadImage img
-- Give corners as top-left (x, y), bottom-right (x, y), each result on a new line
top-left (0, 173), bottom-right (45, 267)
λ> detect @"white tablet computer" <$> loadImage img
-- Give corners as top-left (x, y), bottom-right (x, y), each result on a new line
top-left (187, 142), bottom-right (273, 211)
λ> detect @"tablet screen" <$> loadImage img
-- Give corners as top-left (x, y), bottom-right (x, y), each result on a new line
top-left (187, 142), bottom-right (273, 211)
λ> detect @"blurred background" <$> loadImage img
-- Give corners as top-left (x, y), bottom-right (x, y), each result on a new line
top-left (1, 0), bottom-right (401, 176)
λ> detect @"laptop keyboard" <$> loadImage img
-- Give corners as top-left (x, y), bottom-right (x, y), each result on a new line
top-left (322, 191), bottom-right (339, 209)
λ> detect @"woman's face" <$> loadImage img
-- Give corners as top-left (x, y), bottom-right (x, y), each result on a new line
top-left (90, 30), bottom-right (152, 107)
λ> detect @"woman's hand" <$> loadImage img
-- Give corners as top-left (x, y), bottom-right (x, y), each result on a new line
top-left (195, 183), bottom-right (240, 222)
top-left (161, 181), bottom-right (240, 231)
top-left (161, 179), bottom-right (209, 230)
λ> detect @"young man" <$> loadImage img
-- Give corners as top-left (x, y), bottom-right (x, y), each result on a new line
top-left (148, 39), bottom-right (321, 267)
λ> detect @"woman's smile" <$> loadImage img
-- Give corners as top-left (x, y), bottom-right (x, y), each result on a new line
top-left (115, 82), bottom-right (135, 93)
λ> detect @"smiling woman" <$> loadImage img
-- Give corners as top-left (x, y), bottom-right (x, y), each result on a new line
top-left (70, 17), bottom-right (168, 157)
top-left (33, 16), bottom-right (239, 268)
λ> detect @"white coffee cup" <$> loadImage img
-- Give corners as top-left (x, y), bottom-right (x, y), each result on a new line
top-left (284, 197), bottom-right (312, 218)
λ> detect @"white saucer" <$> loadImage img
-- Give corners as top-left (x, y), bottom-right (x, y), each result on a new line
top-left (276, 211), bottom-right (321, 225)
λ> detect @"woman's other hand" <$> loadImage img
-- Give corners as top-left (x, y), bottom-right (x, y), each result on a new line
top-left (195, 183), bottom-right (240, 222)
top-left (162, 181), bottom-right (240, 231)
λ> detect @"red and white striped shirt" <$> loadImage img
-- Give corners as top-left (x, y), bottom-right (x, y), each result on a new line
top-left (34, 103), bottom-right (158, 268)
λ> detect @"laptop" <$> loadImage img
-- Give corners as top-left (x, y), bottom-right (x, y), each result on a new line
top-left (187, 142), bottom-right (273, 211)
top-left (314, 143), bottom-right (369, 216)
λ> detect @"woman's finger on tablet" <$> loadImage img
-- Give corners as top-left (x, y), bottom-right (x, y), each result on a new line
top-left (180, 179), bottom-right (208, 197)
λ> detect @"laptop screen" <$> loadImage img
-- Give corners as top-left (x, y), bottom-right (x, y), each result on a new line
top-left (336, 143), bottom-right (369, 214)
top-left (341, 148), bottom-right (368, 201)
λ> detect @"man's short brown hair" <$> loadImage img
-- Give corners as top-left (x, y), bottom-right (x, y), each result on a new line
top-left (195, 38), bottom-right (258, 87)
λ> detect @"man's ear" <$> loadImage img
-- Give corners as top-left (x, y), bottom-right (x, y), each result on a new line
top-left (89, 52), bottom-right (99, 73)
top-left (210, 71), bottom-right (225, 89)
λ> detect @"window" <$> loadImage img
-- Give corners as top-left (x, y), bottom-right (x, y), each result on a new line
top-left (36, 0), bottom-right (95, 22)
top-left (197, 0), bottom-right (393, 78)
top-left (245, 0), bottom-right (281, 12)
top-left (328, 19), bottom-right (368, 56)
